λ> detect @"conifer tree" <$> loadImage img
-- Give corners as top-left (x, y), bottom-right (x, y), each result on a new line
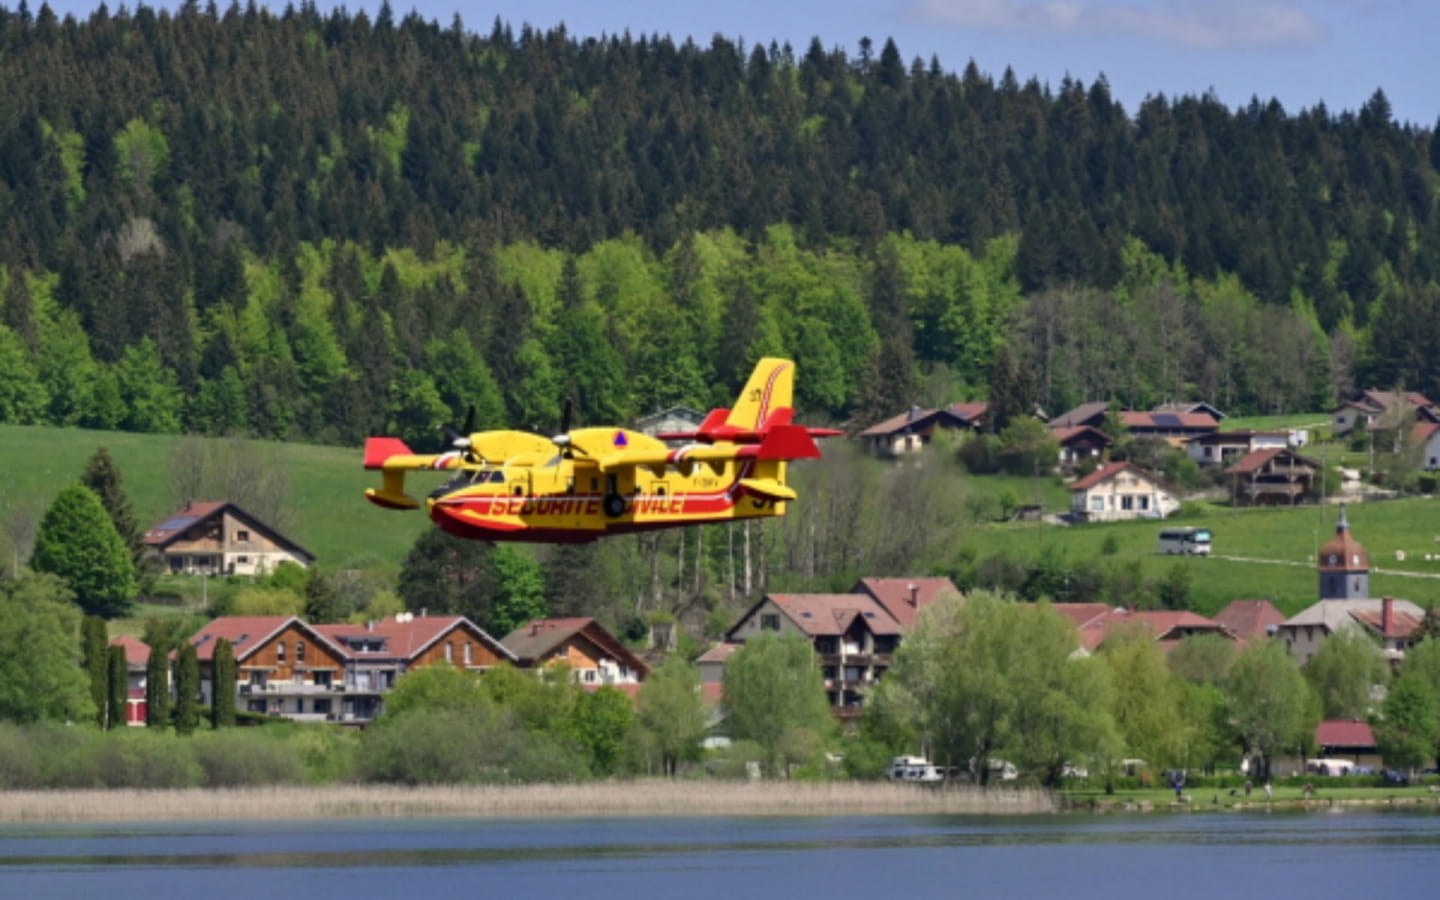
top-left (174, 642), bottom-right (200, 734)
top-left (81, 614), bottom-right (110, 727)
top-left (80, 447), bottom-right (151, 596)
top-left (107, 643), bottom-right (128, 729)
top-left (145, 644), bottom-right (171, 729)
top-left (212, 637), bottom-right (237, 728)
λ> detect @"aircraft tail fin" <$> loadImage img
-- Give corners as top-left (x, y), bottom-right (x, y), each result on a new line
top-left (726, 357), bottom-right (793, 431)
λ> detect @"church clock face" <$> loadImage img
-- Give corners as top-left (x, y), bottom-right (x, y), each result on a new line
top-left (1327, 554), bottom-right (1338, 566)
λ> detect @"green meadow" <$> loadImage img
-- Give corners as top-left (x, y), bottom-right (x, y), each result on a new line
top-left (0, 424), bottom-right (435, 571)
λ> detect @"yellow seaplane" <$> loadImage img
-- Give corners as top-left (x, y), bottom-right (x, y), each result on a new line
top-left (363, 358), bottom-right (842, 542)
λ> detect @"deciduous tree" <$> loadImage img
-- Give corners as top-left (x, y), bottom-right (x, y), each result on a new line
top-left (722, 632), bottom-right (833, 776)
top-left (1226, 640), bottom-right (1319, 779)
top-left (637, 657), bottom-right (709, 776)
top-left (30, 484), bottom-right (136, 618)
top-left (1304, 627), bottom-right (1389, 719)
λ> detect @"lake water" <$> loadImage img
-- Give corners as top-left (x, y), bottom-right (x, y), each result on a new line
top-left (1, 810), bottom-right (1436, 899)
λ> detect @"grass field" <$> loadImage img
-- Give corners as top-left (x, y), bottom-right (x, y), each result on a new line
top-left (0, 424), bottom-right (434, 571)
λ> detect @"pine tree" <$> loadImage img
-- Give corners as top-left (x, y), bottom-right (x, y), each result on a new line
top-left (80, 447), bottom-right (151, 596)
top-left (81, 615), bottom-right (110, 727)
top-left (145, 644), bottom-right (171, 729)
top-left (174, 642), bottom-right (200, 734)
top-left (211, 637), bottom-right (237, 728)
top-left (107, 643), bottom-right (129, 729)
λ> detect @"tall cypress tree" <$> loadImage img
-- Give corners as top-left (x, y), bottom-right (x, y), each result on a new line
top-left (107, 643), bottom-right (128, 729)
top-left (144, 644), bottom-right (170, 729)
top-left (211, 637), bottom-right (237, 728)
top-left (81, 615), bottom-right (109, 728)
top-left (174, 642), bottom-right (200, 735)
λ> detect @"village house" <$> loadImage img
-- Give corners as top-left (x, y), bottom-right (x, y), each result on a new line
top-left (714, 577), bottom-right (961, 718)
top-left (1152, 401), bottom-right (1227, 421)
top-left (1050, 425), bottom-right (1112, 470)
top-left (1414, 421), bottom-right (1440, 471)
top-left (1331, 389), bottom-right (1436, 438)
top-left (1048, 401), bottom-right (1111, 429)
top-left (1119, 411), bottom-right (1220, 447)
top-left (1051, 604), bottom-right (1237, 654)
top-left (1212, 599), bottom-right (1287, 646)
top-left (142, 501), bottom-right (315, 576)
top-left (1224, 447), bottom-right (1321, 507)
top-left (500, 617), bottom-right (649, 689)
top-left (1068, 461), bottom-right (1181, 522)
top-left (185, 613), bottom-right (514, 724)
top-left (856, 403), bottom-right (987, 458)
top-left (1186, 430), bottom-right (1293, 466)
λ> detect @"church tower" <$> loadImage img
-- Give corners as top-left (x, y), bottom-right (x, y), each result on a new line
top-left (1318, 505), bottom-right (1369, 599)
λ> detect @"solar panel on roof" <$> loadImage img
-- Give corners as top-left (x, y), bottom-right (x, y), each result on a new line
top-left (1153, 414), bottom-right (1182, 427)
top-left (155, 514), bottom-right (199, 531)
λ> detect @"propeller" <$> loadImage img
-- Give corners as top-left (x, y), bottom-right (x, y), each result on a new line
top-left (551, 396), bottom-right (588, 457)
top-left (438, 404), bottom-right (477, 461)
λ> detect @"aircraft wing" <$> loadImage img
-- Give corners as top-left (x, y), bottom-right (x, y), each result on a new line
top-left (363, 438), bottom-right (464, 510)
top-left (596, 442), bottom-right (753, 474)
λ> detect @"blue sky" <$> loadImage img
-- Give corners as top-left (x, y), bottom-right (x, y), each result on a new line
top-left (39, 1), bottom-right (1439, 125)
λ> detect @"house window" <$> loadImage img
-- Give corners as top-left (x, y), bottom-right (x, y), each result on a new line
top-left (1138, 495), bottom-right (1150, 510)
top-left (237, 555), bottom-right (250, 564)
top-left (1203, 446), bottom-right (1213, 458)
top-left (1121, 496), bottom-right (1134, 511)
top-left (445, 641), bottom-right (454, 662)
top-left (464, 643), bottom-right (472, 665)
top-left (314, 671), bottom-right (331, 687)
top-left (237, 529), bottom-right (250, 542)
top-left (760, 614), bottom-right (780, 631)
top-left (296, 641), bottom-right (305, 663)
top-left (583, 669), bottom-right (596, 683)
top-left (1090, 497), bottom-right (1104, 512)
top-left (276, 641), bottom-right (286, 662)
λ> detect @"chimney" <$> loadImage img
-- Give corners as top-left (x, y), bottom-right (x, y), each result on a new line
top-left (1381, 597), bottom-right (1393, 635)
top-left (908, 405), bottom-right (922, 421)
top-left (907, 582), bottom-right (918, 607)
top-left (366, 620), bottom-right (375, 632)
top-left (420, 608), bottom-right (427, 618)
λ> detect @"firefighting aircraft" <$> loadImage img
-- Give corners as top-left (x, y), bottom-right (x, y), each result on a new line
top-left (363, 358), bottom-right (842, 542)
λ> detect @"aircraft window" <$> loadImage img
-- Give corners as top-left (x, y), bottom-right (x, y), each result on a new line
top-left (512, 485), bottom-right (524, 496)
top-left (489, 471), bottom-right (505, 483)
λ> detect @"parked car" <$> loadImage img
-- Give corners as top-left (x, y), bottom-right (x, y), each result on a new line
top-left (1381, 770), bottom-right (1409, 786)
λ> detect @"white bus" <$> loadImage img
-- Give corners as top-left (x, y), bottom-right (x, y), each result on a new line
top-left (889, 756), bottom-right (943, 782)
top-left (1157, 527), bottom-right (1212, 556)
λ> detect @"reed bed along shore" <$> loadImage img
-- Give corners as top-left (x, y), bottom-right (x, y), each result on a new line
top-left (0, 781), bottom-right (1056, 824)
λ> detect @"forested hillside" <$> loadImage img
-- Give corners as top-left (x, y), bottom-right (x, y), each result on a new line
top-left (2, 2), bottom-right (1439, 445)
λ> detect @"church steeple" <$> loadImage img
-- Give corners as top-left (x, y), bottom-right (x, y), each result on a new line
top-left (1318, 504), bottom-right (1369, 599)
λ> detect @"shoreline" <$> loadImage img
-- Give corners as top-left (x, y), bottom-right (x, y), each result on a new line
top-left (0, 781), bottom-right (1055, 824)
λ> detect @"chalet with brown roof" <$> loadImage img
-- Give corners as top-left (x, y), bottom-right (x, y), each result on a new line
top-left (1050, 425), bottom-right (1112, 469)
top-left (1224, 447), bottom-right (1320, 507)
top-left (1119, 411), bottom-right (1220, 447)
top-left (1049, 402), bottom-right (1111, 429)
top-left (143, 501), bottom-right (314, 576)
top-left (1332, 389), bottom-right (1436, 437)
top-left (1052, 605), bottom-right (1236, 654)
top-left (187, 613), bottom-right (513, 723)
top-left (1069, 461), bottom-right (1181, 522)
top-left (1153, 401), bottom-right (1227, 420)
top-left (718, 577), bottom-right (962, 718)
top-left (857, 404), bottom-right (987, 458)
top-left (501, 618), bottom-right (649, 686)
top-left (1212, 599), bottom-right (1286, 645)
top-left (1414, 421), bottom-right (1440, 471)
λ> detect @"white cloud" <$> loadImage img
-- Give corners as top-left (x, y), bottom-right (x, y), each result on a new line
top-left (909, 0), bottom-right (1329, 49)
